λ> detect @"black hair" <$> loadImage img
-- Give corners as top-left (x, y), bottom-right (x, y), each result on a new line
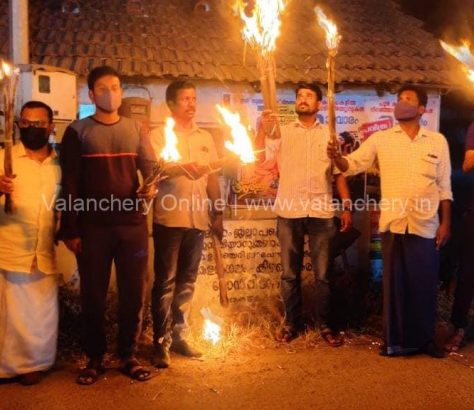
top-left (295, 82), bottom-right (323, 101)
top-left (20, 100), bottom-right (53, 123)
top-left (87, 65), bottom-right (120, 90)
top-left (397, 84), bottom-right (428, 107)
top-left (165, 80), bottom-right (196, 106)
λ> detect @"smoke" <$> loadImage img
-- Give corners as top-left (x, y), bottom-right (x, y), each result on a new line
top-left (398, 0), bottom-right (474, 43)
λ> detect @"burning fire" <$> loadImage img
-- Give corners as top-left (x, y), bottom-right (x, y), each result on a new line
top-left (216, 104), bottom-right (256, 164)
top-left (235, 0), bottom-right (286, 56)
top-left (0, 60), bottom-right (19, 81)
top-left (201, 307), bottom-right (223, 346)
top-left (160, 117), bottom-right (181, 162)
top-left (203, 319), bottom-right (221, 345)
top-left (315, 6), bottom-right (341, 51)
top-left (440, 40), bottom-right (474, 85)
top-left (1, 60), bottom-right (12, 77)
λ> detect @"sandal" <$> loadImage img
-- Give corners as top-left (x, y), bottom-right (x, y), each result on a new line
top-left (320, 327), bottom-right (344, 347)
top-left (444, 328), bottom-right (466, 352)
top-left (76, 359), bottom-right (105, 385)
top-left (19, 371), bottom-right (42, 385)
top-left (120, 358), bottom-right (152, 382)
top-left (275, 326), bottom-right (298, 343)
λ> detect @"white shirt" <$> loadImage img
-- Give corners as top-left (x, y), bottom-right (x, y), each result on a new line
top-left (0, 144), bottom-right (61, 274)
top-left (150, 124), bottom-right (218, 231)
top-left (344, 125), bottom-right (453, 238)
top-left (273, 120), bottom-right (338, 219)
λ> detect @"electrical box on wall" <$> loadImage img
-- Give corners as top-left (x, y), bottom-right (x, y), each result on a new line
top-left (119, 97), bottom-right (151, 123)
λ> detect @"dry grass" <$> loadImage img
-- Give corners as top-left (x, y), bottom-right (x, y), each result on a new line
top-left (58, 282), bottom-right (474, 364)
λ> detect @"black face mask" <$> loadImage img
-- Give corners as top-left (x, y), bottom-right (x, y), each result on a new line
top-left (19, 127), bottom-right (49, 151)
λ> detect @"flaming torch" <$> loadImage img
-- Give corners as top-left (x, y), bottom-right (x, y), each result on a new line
top-left (0, 60), bottom-right (20, 214)
top-left (440, 40), bottom-right (474, 87)
top-left (315, 6), bottom-right (342, 147)
top-left (137, 117), bottom-right (184, 204)
top-left (235, 0), bottom-right (286, 129)
top-left (216, 104), bottom-right (256, 164)
top-left (160, 117), bottom-right (182, 162)
top-left (213, 104), bottom-right (259, 306)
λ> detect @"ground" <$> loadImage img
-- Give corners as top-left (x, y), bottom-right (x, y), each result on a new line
top-left (2, 329), bottom-right (474, 410)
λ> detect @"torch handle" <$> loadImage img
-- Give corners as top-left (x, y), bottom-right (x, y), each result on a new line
top-left (4, 195), bottom-right (13, 214)
top-left (326, 55), bottom-right (338, 146)
top-left (260, 55), bottom-right (281, 139)
top-left (211, 232), bottom-right (229, 307)
top-left (3, 105), bottom-right (14, 214)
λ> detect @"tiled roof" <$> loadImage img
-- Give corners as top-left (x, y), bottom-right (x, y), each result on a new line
top-left (0, 0), bottom-right (465, 88)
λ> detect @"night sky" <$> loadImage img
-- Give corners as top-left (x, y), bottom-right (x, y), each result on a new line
top-left (397, 0), bottom-right (474, 41)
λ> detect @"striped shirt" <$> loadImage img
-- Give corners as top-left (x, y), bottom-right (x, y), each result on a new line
top-left (150, 124), bottom-right (218, 231)
top-left (0, 144), bottom-right (60, 274)
top-left (58, 116), bottom-right (156, 239)
top-left (274, 120), bottom-right (338, 219)
top-left (344, 125), bottom-right (453, 238)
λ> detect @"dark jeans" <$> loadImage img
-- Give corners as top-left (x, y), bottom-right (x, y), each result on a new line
top-left (451, 210), bottom-right (474, 329)
top-left (381, 232), bottom-right (439, 354)
top-left (76, 221), bottom-right (148, 360)
top-left (277, 216), bottom-right (336, 330)
top-left (151, 223), bottom-right (204, 344)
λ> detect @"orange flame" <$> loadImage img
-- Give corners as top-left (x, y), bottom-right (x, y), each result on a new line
top-left (440, 40), bottom-right (474, 85)
top-left (1, 60), bottom-right (12, 77)
top-left (160, 117), bottom-right (181, 162)
top-left (201, 307), bottom-right (222, 346)
top-left (315, 6), bottom-right (341, 51)
top-left (216, 104), bottom-right (256, 164)
top-left (0, 60), bottom-right (19, 81)
top-left (235, 0), bottom-right (286, 56)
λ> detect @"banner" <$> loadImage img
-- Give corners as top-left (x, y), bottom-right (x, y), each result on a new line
top-left (193, 219), bottom-right (314, 308)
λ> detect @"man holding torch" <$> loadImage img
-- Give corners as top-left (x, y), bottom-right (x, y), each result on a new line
top-left (328, 85), bottom-right (452, 358)
top-left (150, 80), bottom-right (223, 368)
top-left (0, 101), bottom-right (60, 385)
top-left (260, 82), bottom-right (352, 346)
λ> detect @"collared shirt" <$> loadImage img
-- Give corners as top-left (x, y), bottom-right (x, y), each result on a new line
top-left (344, 125), bottom-right (453, 239)
top-left (273, 120), bottom-right (338, 219)
top-left (0, 144), bottom-right (61, 274)
top-left (150, 124), bottom-right (218, 231)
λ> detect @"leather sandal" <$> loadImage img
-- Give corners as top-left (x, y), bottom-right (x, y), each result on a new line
top-left (19, 371), bottom-right (42, 385)
top-left (444, 328), bottom-right (466, 352)
top-left (76, 358), bottom-right (105, 385)
top-left (275, 326), bottom-right (299, 343)
top-left (320, 327), bottom-right (344, 347)
top-left (120, 358), bottom-right (152, 382)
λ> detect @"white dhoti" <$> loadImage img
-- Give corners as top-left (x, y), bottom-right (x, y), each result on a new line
top-left (0, 269), bottom-right (59, 378)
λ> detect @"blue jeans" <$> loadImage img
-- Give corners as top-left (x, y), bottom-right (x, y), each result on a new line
top-left (151, 224), bottom-right (204, 344)
top-left (277, 216), bottom-right (336, 330)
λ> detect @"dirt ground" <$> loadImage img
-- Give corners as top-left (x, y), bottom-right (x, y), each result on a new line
top-left (2, 329), bottom-right (474, 410)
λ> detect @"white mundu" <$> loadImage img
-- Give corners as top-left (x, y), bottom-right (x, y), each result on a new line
top-left (0, 144), bottom-right (61, 378)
